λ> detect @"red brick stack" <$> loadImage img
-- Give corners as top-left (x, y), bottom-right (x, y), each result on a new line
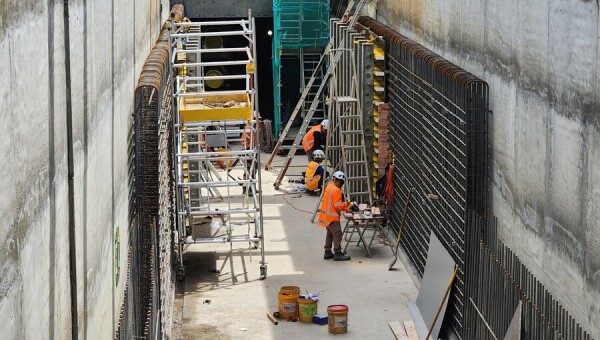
top-left (377, 103), bottom-right (391, 174)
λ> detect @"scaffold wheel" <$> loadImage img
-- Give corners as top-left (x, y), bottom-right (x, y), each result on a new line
top-left (259, 265), bottom-right (267, 280)
top-left (176, 267), bottom-right (186, 282)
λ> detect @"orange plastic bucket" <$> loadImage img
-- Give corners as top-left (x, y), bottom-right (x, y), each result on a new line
top-left (327, 305), bottom-right (349, 334)
top-left (297, 297), bottom-right (318, 323)
top-left (278, 286), bottom-right (300, 319)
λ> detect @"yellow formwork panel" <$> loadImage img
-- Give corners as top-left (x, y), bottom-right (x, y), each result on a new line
top-left (374, 79), bottom-right (385, 92)
top-left (179, 93), bottom-right (251, 122)
top-left (374, 46), bottom-right (385, 60)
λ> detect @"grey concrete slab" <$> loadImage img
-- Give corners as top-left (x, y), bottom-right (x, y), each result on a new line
top-left (176, 153), bottom-right (419, 339)
top-left (409, 232), bottom-right (455, 340)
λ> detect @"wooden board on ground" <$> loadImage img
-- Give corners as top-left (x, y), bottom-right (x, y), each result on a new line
top-left (403, 320), bottom-right (419, 340)
top-left (389, 321), bottom-right (409, 340)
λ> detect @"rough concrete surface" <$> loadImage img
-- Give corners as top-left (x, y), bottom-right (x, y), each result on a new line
top-left (181, 0), bottom-right (273, 18)
top-left (174, 154), bottom-right (419, 339)
top-left (0, 0), bottom-right (169, 338)
top-left (377, 0), bottom-right (600, 337)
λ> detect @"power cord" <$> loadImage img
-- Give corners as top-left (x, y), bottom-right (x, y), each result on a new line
top-left (282, 192), bottom-right (314, 215)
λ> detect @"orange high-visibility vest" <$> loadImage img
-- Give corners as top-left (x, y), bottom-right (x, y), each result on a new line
top-left (302, 125), bottom-right (322, 152)
top-left (304, 161), bottom-right (321, 191)
top-left (318, 183), bottom-right (350, 227)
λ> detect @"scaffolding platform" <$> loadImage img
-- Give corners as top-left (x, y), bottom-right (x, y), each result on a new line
top-left (169, 15), bottom-right (267, 281)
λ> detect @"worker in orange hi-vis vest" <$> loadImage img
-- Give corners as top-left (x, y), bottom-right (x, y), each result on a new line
top-left (318, 171), bottom-right (356, 261)
top-left (301, 119), bottom-right (328, 162)
top-left (304, 149), bottom-right (328, 195)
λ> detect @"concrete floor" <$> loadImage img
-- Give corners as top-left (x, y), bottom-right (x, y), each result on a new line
top-left (174, 153), bottom-right (419, 339)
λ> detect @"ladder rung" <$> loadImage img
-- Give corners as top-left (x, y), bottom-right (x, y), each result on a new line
top-left (265, 0), bottom-right (368, 186)
top-left (345, 161), bottom-right (367, 165)
top-left (342, 130), bottom-right (363, 134)
top-left (343, 146), bottom-right (364, 150)
top-left (347, 176), bottom-right (369, 181)
top-left (336, 96), bottom-right (358, 103)
top-left (351, 192), bottom-right (372, 196)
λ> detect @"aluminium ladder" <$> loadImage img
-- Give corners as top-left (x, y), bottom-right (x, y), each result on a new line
top-left (264, 0), bottom-right (367, 186)
top-left (309, 18), bottom-right (373, 221)
top-left (314, 49), bottom-right (372, 215)
top-left (300, 48), bottom-right (326, 126)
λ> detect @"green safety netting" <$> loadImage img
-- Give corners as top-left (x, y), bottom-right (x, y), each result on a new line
top-left (272, 0), bottom-right (330, 136)
top-left (273, 0), bottom-right (330, 48)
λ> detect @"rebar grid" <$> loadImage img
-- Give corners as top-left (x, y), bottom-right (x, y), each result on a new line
top-left (466, 214), bottom-right (593, 340)
top-left (117, 26), bottom-right (175, 340)
top-left (358, 16), bottom-right (489, 338)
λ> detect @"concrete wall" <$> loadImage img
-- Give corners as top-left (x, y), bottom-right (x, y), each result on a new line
top-left (0, 0), bottom-right (169, 339)
top-left (177, 0), bottom-right (273, 18)
top-left (377, 0), bottom-right (600, 337)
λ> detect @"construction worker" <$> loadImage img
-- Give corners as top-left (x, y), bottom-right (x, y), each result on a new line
top-left (304, 150), bottom-right (328, 195)
top-left (318, 171), bottom-right (354, 261)
top-left (302, 119), bottom-right (328, 162)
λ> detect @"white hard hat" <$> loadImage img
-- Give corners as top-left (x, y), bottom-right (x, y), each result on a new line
top-left (332, 171), bottom-right (346, 182)
top-left (313, 150), bottom-right (325, 161)
top-left (321, 119), bottom-right (329, 129)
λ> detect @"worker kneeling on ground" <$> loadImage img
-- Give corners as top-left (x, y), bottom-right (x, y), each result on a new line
top-left (302, 119), bottom-right (328, 162)
top-left (304, 150), bottom-right (329, 195)
top-left (318, 171), bottom-right (355, 261)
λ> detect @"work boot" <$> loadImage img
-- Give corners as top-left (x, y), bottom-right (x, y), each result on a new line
top-left (334, 252), bottom-right (351, 261)
top-left (323, 250), bottom-right (334, 260)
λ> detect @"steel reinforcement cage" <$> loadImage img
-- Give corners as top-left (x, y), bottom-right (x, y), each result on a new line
top-left (357, 15), bottom-right (595, 340)
top-left (116, 24), bottom-right (175, 340)
top-left (358, 17), bottom-right (489, 338)
top-left (466, 214), bottom-right (593, 340)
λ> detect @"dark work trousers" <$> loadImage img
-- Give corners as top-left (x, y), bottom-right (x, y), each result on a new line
top-left (306, 147), bottom-right (316, 162)
top-left (318, 171), bottom-right (329, 190)
top-left (324, 221), bottom-right (343, 253)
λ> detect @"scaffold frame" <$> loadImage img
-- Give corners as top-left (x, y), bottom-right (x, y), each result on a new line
top-left (168, 14), bottom-right (267, 281)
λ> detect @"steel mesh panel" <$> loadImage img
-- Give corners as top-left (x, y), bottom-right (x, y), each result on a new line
top-left (355, 13), bottom-right (592, 340)
top-left (358, 16), bottom-right (489, 338)
top-left (466, 214), bottom-right (593, 340)
top-left (116, 28), bottom-right (174, 340)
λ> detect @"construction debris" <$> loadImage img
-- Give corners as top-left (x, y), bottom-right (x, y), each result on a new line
top-left (267, 313), bottom-right (278, 325)
top-left (389, 321), bottom-right (419, 340)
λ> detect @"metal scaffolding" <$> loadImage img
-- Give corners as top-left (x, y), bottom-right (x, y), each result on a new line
top-left (272, 0), bottom-right (331, 136)
top-left (168, 15), bottom-right (267, 281)
top-left (264, 0), bottom-right (367, 186)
